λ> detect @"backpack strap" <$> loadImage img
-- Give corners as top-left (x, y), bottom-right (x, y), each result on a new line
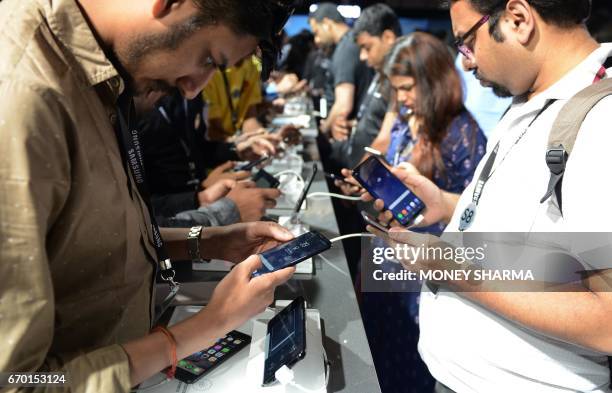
top-left (540, 78), bottom-right (612, 214)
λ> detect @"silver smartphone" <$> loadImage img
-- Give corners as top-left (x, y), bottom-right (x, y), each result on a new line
top-left (361, 211), bottom-right (390, 233)
top-left (363, 147), bottom-right (392, 166)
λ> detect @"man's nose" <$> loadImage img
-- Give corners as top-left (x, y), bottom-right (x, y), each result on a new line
top-left (360, 48), bottom-right (368, 63)
top-left (177, 70), bottom-right (215, 100)
top-left (462, 55), bottom-right (476, 72)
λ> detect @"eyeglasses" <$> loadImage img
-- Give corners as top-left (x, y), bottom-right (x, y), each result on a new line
top-left (455, 14), bottom-right (490, 61)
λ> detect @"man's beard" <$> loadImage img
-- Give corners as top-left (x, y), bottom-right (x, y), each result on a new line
top-left (109, 44), bottom-right (174, 102)
top-left (490, 84), bottom-right (513, 98)
top-left (112, 20), bottom-right (198, 99)
top-left (474, 71), bottom-right (513, 98)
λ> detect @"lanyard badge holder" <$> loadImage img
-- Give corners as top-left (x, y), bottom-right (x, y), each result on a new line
top-left (459, 100), bottom-right (556, 231)
top-left (115, 96), bottom-right (180, 321)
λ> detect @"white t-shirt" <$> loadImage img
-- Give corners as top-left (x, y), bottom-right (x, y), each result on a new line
top-left (419, 43), bottom-right (612, 392)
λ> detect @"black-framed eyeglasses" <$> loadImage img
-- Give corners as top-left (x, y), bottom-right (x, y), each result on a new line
top-left (455, 14), bottom-right (490, 61)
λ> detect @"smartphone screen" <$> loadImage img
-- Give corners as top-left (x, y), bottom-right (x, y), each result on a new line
top-left (263, 297), bottom-right (306, 385)
top-left (253, 231), bottom-right (331, 277)
top-left (253, 169), bottom-right (280, 189)
top-left (353, 157), bottom-right (425, 226)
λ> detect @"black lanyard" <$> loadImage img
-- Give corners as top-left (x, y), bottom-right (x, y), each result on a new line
top-left (356, 74), bottom-right (380, 121)
top-left (221, 68), bottom-right (239, 133)
top-left (346, 75), bottom-right (381, 156)
top-left (159, 101), bottom-right (200, 190)
top-left (458, 99), bottom-right (556, 231)
top-left (470, 99), bottom-right (557, 207)
top-left (115, 94), bottom-right (179, 308)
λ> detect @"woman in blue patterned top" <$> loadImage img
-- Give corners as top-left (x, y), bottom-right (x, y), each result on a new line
top-left (361, 32), bottom-right (487, 393)
top-left (383, 33), bottom-right (487, 235)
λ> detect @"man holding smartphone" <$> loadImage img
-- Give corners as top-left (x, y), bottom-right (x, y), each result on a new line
top-left (0, 0), bottom-right (297, 391)
top-left (364, 0), bottom-right (612, 391)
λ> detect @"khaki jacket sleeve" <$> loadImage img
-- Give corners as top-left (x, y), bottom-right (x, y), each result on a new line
top-left (0, 81), bottom-right (131, 393)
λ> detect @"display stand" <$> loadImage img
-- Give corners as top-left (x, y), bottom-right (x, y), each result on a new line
top-left (138, 305), bottom-right (327, 393)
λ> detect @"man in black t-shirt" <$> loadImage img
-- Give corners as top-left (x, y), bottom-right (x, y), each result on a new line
top-left (327, 4), bottom-right (402, 170)
top-left (308, 3), bottom-right (373, 138)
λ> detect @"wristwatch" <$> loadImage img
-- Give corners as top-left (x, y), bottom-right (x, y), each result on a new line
top-left (187, 226), bottom-right (209, 263)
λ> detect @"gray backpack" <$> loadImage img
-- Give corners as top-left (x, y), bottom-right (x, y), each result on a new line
top-left (540, 77), bottom-right (612, 212)
top-left (539, 77), bottom-right (612, 387)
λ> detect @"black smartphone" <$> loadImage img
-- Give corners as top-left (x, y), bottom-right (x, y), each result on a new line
top-left (263, 297), bottom-right (307, 386)
top-left (174, 330), bottom-right (251, 384)
top-left (353, 156), bottom-right (425, 226)
top-left (253, 169), bottom-right (280, 189)
top-left (324, 172), bottom-right (351, 185)
top-left (253, 231), bottom-right (331, 277)
top-left (294, 163), bottom-right (318, 214)
top-left (234, 155), bottom-right (269, 172)
top-left (361, 211), bottom-right (390, 233)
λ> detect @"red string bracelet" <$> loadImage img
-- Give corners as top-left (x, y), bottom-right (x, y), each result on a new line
top-left (151, 326), bottom-right (178, 380)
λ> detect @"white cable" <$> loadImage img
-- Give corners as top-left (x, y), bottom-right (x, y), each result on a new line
top-left (307, 192), bottom-right (362, 201)
top-left (274, 331), bottom-right (331, 393)
top-left (409, 214), bottom-right (425, 228)
top-left (273, 170), bottom-right (304, 184)
top-left (130, 375), bottom-right (171, 392)
top-left (329, 233), bottom-right (375, 243)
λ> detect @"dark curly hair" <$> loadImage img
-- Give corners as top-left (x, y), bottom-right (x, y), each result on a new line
top-left (446, 0), bottom-right (591, 39)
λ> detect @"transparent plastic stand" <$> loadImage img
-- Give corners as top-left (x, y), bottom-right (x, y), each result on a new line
top-left (138, 305), bottom-right (326, 393)
top-left (245, 307), bottom-right (327, 393)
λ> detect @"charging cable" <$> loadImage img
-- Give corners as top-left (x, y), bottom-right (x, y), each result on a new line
top-left (329, 233), bottom-right (375, 243)
top-left (274, 170), bottom-right (304, 185)
top-left (407, 214), bottom-right (425, 229)
top-left (306, 192), bottom-right (362, 202)
top-left (274, 332), bottom-right (330, 393)
top-left (130, 375), bottom-right (171, 392)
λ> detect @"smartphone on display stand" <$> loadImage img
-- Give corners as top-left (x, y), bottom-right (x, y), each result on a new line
top-left (361, 211), bottom-right (390, 233)
top-left (253, 168), bottom-right (280, 189)
top-left (253, 231), bottom-right (331, 277)
top-left (352, 156), bottom-right (425, 226)
top-left (293, 163), bottom-right (318, 215)
top-left (174, 330), bottom-right (252, 384)
top-left (263, 297), bottom-right (307, 386)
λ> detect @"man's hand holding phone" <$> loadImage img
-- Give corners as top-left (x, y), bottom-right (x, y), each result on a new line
top-left (331, 115), bottom-right (356, 141)
top-left (388, 165), bottom-right (457, 227)
top-left (333, 168), bottom-right (365, 196)
top-left (197, 179), bottom-right (236, 206)
top-left (198, 255), bottom-right (295, 343)
top-left (226, 181), bottom-right (281, 222)
top-left (202, 161), bottom-right (250, 189)
top-left (200, 221), bottom-right (294, 264)
top-left (236, 135), bottom-right (277, 161)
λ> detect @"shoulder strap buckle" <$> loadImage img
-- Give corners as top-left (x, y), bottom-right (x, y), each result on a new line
top-left (540, 146), bottom-right (567, 204)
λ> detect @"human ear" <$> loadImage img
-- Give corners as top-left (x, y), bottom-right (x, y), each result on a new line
top-left (382, 30), bottom-right (397, 46)
top-left (152, 0), bottom-right (182, 19)
top-left (505, 0), bottom-right (536, 45)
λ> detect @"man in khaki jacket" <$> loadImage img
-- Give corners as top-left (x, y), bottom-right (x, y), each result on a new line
top-left (0, 0), bottom-right (297, 391)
